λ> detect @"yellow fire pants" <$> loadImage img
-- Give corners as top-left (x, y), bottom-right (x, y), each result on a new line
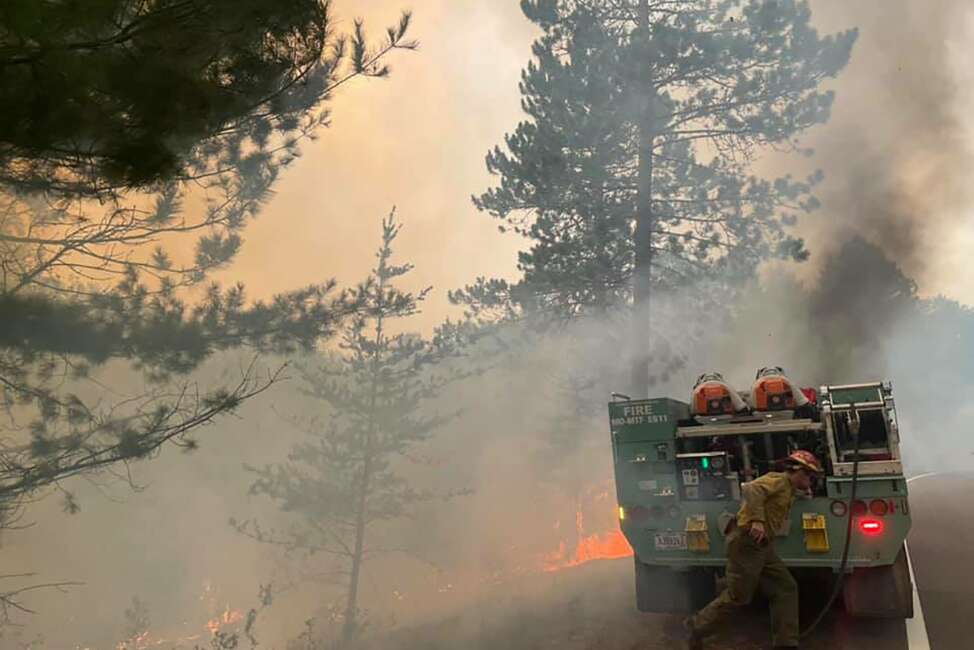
top-left (690, 529), bottom-right (799, 647)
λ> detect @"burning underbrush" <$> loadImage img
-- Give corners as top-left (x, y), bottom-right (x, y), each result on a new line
top-left (340, 485), bottom-right (640, 649)
top-left (100, 508), bottom-right (632, 650)
top-left (543, 511), bottom-right (633, 573)
top-left (110, 582), bottom-right (250, 650)
top-left (113, 612), bottom-right (246, 650)
top-left (541, 481), bottom-right (634, 573)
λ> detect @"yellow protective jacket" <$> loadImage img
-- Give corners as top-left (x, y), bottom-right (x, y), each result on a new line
top-left (737, 472), bottom-right (795, 534)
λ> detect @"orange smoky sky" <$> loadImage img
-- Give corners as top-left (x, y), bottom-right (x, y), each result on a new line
top-left (210, 0), bottom-right (974, 335)
top-left (209, 2), bottom-right (540, 333)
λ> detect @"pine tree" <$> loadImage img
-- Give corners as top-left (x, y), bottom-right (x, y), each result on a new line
top-left (0, 1), bottom-right (417, 519)
top-left (238, 211), bottom-right (463, 646)
top-left (0, 279), bottom-right (353, 513)
top-left (0, 0), bottom-right (416, 197)
top-left (470, 0), bottom-right (857, 395)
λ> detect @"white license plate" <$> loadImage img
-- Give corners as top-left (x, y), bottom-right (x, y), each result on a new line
top-left (654, 532), bottom-right (688, 550)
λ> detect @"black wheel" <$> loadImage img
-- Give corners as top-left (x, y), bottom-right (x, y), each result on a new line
top-left (634, 559), bottom-right (716, 614)
top-left (842, 545), bottom-right (914, 618)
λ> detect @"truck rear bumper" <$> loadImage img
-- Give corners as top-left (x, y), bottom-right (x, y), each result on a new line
top-left (641, 555), bottom-right (899, 571)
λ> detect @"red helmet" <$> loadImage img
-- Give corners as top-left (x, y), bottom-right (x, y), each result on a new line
top-left (786, 450), bottom-right (824, 473)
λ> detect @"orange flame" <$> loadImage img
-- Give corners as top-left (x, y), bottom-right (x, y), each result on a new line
top-left (542, 528), bottom-right (633, 571)
top-left (111, 583), bottom-right (244, 649)
top-left (206, 605), bottom-right (245, 634)
top-left (542, 507), bottom-right (633, 572)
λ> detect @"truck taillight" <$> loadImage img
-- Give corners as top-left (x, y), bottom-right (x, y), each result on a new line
top-left (830, 500), bottom-right (847, 517)
top-left (859, 519), bottom-right (884, 536)
top-left (851, 500), bottom-right (868, 516)
top-left (868, 499), bottom-right (889, 516)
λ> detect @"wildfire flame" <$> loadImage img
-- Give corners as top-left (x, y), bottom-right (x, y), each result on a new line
top-left (542, 528), bottom-right (633, 571)
top-left (542, 508), bottom-right (633, 572)
top-left (206, 605), bottom-right (245, 634)
top-left (111, 583), bottom-right (245, 649)
top-left (115, 630), bottom-right (151, 650)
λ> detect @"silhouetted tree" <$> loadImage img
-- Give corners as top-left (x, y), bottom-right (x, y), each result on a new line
top-left (0, 0), bottom-right (416, 197)
top-left (238, 212), bottom-right (465, 646)
top-left (466, 0), bottom-right (857, 395)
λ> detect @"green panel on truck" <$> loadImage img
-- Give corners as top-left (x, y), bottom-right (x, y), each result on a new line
top-left (608, 399), bottom-right (688, 443)
top-left (826, 476), bottom-right (909, 500)
top-left (608, 399), bottom-right (686, 516)
top-left (828, 386), bottom-right (883, 405)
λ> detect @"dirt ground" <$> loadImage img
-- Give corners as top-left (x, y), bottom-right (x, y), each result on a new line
top-left (366, 558), bottom-right (772, 650)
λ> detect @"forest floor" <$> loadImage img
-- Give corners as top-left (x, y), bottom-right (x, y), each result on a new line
top-left (367, 558), bottom-right (772, 650)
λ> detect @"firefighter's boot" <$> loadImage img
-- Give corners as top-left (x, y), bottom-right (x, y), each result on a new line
top-left (682, 617), bottom-right (703, 650)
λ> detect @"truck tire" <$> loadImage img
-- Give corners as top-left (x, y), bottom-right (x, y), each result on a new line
top-left (842, 545), bottom-right (914, 619)
top-left (634, 559), bottom-right (716, 614)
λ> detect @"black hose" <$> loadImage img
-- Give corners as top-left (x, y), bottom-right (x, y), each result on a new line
top-left (800, 409), bottom-right (861, 638)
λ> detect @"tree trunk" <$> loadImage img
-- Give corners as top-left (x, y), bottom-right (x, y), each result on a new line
top-left (342, 294), bottom-right (386, 646)
top-left (594, 174), bottom-right (612, 316)
top-left (342, 450), bottom-right (372, 646)
top-left (631, 0), bottom-right (655, 398)
top-left (343, 417), bottom-right (378, 646)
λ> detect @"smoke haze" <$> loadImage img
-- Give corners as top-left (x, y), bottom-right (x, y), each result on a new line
top-left (6, 2), bottom-right (974, 648)
top-left (792, 1), bottom-right (974, 292)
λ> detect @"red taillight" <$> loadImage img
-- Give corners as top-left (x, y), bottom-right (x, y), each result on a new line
top-left (859, 519), bottom-right (884, 536)
top-left (869, 499), bottom-right (889, 516)
top-left (851, 500), bottom-right (868, 516)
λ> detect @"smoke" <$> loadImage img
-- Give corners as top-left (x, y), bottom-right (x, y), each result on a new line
top-left (6, 3), bottom-right (974, 649)
top-left (801, 0), bottom-right (974, 286)
top-left (765, 1), bottom-right (974, 473)
top-left (0, 353), bottom-right (367, 648)
top-left (3, 261), bottom-right (968, 649)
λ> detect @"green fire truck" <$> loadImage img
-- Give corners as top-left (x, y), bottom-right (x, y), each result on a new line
top-left (609, 381), bottom-right (913, 618)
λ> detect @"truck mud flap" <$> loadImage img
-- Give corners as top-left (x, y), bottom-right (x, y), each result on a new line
top-left (634, 558), bottom-right (715, 614)
top-left (842, 545), bottom-right (914, 619)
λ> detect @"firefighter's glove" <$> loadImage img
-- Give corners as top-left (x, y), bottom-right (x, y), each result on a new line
top-left (749, 521), bottom-right (768, 544)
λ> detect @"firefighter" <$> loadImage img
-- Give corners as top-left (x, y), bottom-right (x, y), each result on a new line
top-left (682, 450), bottom-right (825, 650)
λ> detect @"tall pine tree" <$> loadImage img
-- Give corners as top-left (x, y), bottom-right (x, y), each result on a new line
top-left (469, 0), bottom-right (857, 395)
top-left (238, 211), bottom-right (463, 646)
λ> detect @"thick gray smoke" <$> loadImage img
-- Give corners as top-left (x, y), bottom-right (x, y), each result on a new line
top-left (787, 1), bottom-right (974, 473)
top-left (804, 0), bottom-right (974, 281)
